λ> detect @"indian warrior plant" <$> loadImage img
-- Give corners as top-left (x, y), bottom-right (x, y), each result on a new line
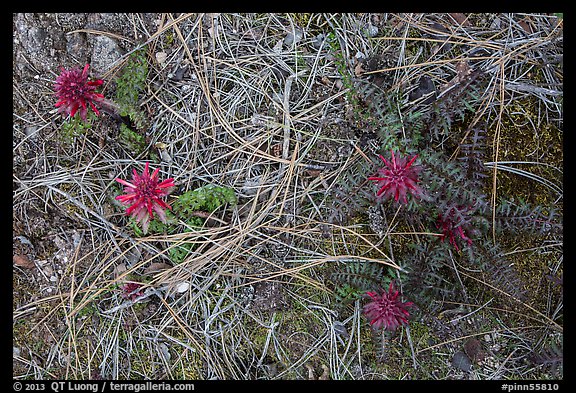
top-left (360, 148), bottom-right (478, 330)
top-left (368, 148), bottom-right (487, 252)
top-left (368, 149), bottom-right (423, 205)
top-left (360, 149), bottom-right (422, 331)
top-left (53, 63), bottom-right (122, 122)
top-left (115, 162), bottom-right (176, 234)
top-left (364, 138), bottom-right (559, 312)
top-left (344, 61), bottom-right (560, 369)
top-left (363, 281), bottom-right (414, 331)
top-left (53, 63), bottom-right (105, 121)
top-left (114, 161), bottom-right (238, 265)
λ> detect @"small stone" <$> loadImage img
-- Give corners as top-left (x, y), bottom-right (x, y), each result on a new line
top-left (114, 263), bottom-right (127, 278)
top-left (452, 350), bottom-right (472, 372)
top-left (91, 35), bottom-right (124, 74)
top-left (66, 32), bottom-right (88, 59)
top-left (24, 126), bottom-right (38, 139)
top-left (312, 34), bottom-right (325, 49)
top-left (155, 51), bottom-right (168, 65)
top-left (333, 321), bottom-right (349, 339)
top-left (159, 149), bottom-right (172, 163)
top-left (158, 342), bottom-right (171, 361)
top-left (283, 28), bottom-right (303, 47)
top-left (125, 248), bottom-right (141, 265)
top-left (13, 254), bottom-right (35, 269)
top-left (272, 40), bottom-right (283, 53)
top-left (242, 176), bottom-right (262, 196)
top-left (176, 282), bottom-right (190, 293)
top-left (364, 23), bottom-right (378, 37)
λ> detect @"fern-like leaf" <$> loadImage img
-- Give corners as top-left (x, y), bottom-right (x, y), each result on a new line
top-left (458, 128), bottom-right (488, 187)
top-left (471, 240), bottom-right (529, 304)
top-left (529, 341), bottom-right (563, 377)
top-left (495, 198), bottom-right (560, 235)
top-left (330, 260), bottom-right (396, 311)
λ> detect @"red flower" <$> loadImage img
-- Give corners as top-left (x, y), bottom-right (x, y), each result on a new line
top-left (436, 206), bottom-right (474, 251)
top-left (120, 282), bottom-right (144, 301)
top-left (115, 163), bottom-right (175, 234)
top-left (368, 150), bottom-right (422, 204)
top-left (363, 282), bottom-right (414, 331)
top-left (54, 63), bottom-right (104, 121)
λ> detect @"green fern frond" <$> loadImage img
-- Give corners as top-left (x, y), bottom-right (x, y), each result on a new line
top-left (173, 184), bottom-right (237, 225)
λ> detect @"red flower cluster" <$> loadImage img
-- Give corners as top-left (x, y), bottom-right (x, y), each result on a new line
top-left (115, 163), bottom-right (175, 234)
top-left (120, 282), bottom-right (144, 301)
top-left (436, 206), bottom-right (474, 251)
top-left (363, 282), bottom-right (414, 331)
top-left (368, 150), bottom-right (422, 204)
top-left (54, 63), bottom-right (104, 121)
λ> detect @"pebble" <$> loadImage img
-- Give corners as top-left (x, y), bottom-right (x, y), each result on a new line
top-left (364, 23), bottom-right (378, 37)
top-left (66, 32), bottom-right (88, 59)
top-left (176, 282), bottom-right (190, 293)
top-left (283, 28), bottom-right (303, 47)
top-left (312, 34), bottom-right (325, 49)
top-left (158, 342), bottom-right (171, 362)
top-left (159, 149), bottom-right (172, 163)
top-left (155, 51), bottom-right (167, 65)
top-left (91, 35), bottom-right (124, 74)
top-left (242, 176), bottom-right (263, 196)
top-left (24, 126), bottom-right (38, 139)
top-left (452, 350), bottom-right (472, 372)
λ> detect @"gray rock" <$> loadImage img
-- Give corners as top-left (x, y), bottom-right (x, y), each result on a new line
top-left (13, 14), bottom-right (67, 73)
top-left (283, 28), bottom-right (303, 47)
top-left (53, 13), bottom-right (88, 30)
top-left (364, 23), bottom-right (378, 38)
top-left (312, 33), bottom-right (326, 49)
top-left (26, 27), bottom-right (48, 54)
top-left (91, 35), bottom-right (124, 74)
top-left (242, 175), bottom-right (263, 196)
top-left (66, 32), bottom-right (89, 60)
top-left (452, 350), bottom-right (473, 372)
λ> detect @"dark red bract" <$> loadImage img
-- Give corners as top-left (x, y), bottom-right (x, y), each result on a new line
top-left (120, 282), bottom-right (144, 301)
top-left (436, 206), bottom-right (474, 251)
top-left (115, 162), bottom-right (175, 234)
top-left (368, 150), bottom-right (422, 204)
top-left (54, 63), bottom-right (104, 121)
top-left (363, 282), bottom-right (414, 331)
